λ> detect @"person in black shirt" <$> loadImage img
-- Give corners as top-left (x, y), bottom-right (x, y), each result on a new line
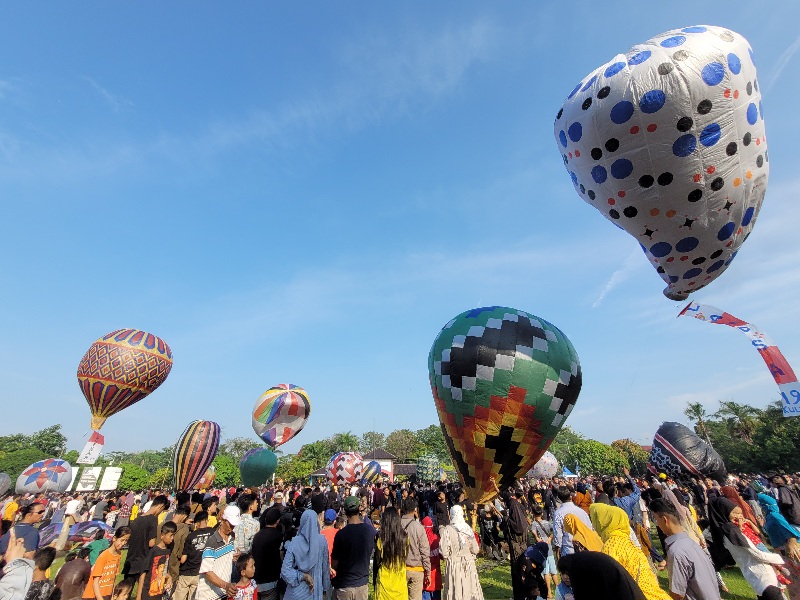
top-left (433, 491), bottom-right (449, 533)
top-left (331, 496), bottom-right (375, 599)
top-left (250, 508), bottom-right (283, 600)
top-left (174, 512), bottom-right (214, 600)
top-left (123, 495), bottom-right (169, 581)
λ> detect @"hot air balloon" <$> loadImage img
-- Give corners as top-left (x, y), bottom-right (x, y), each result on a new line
top-left (649, 421), bottom-right (727, 482)
top-left (252, 384), bottom-right (311, 448)
top-left (326, 452), bottom-right (363, 486)
top-left (197, 465), bottom-right (217, 490)
top-left (416, 455), bottom-right (440, 483)
top-left (173, 421), bottom-right (220, 491)
top-left (362, 461), bottom-right (382, 484)
top-left (529, 451), bottom-right (559, 479)
top-left (680, 301), bottom-right (800, 417)
top-left (77, 329), bottom-right (173, 430)
top-left (554, 26), bottom-right (767, 300)
top-left (15, 459), bottom-right (72, 494)
top-left (0, 473), bottom-right (10, 496)
top-left (429, 307), bottom-right (582, 504)
top-left (240, 448), bottom-right (277, 487)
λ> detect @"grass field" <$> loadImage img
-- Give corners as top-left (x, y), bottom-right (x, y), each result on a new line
top-left (49, 544), bottom-right (760, 600)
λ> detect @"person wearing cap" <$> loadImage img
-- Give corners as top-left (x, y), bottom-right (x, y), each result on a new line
top-left (321, 509), bottom-right (339, 561)
top-left (331, 496), bottom-right (375, 599)
top-left (196, 505), bottom-right (241, 600)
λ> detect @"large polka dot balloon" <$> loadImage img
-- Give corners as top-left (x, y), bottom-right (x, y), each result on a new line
top-left (554, 26), bottom-right (767, 300)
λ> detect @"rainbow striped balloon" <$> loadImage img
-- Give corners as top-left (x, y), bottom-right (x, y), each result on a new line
top-left (251, 384), bottom-right (311, 448)
top-left (173, 420), bottom-right (220, 491)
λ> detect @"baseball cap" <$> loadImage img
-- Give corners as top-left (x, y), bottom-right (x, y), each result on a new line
top-left (343, 496), bottom-right (360, 510)
top-left (324, 509), bottom-right (337, 524)
top-left (274, 491), bottom-right (284, 501)
top-left (221, 505), bottom-right (241, 527)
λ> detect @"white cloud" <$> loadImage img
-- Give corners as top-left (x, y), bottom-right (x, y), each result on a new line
top-left (766, 34), bottom-right (800, 93)
top-left (592, 248), bottom-right (648, 308)
top-left (83, 76), bottom-right (134, 113)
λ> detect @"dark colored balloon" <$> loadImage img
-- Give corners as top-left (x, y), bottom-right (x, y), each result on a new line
top-left (649, 421), bottom-right (727, 482)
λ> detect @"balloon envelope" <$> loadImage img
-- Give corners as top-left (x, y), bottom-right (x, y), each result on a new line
top-left (416, 455), bottom-right (440, 482)
top-left (239, 448), bottom-right (277, 487)
top-left (362, 461), bottom-right (382, 484)
top-left (0, 473), bottom-right (10, 496)
top-left (529, 451), bottom-right (559, 479)
top-left (69, 521), bottom-right (112, 543)
top-left (77, 329), bottom-right (173, 430)
top-left (15, 459), bottom-right (72, 494)
top-left (429, 307), bottom-right (582, 504)
top-left (326, 452), bottom-right (363, 485)
top-left (252, 384), bottom-right (311, 448)
top-left (649, 421), bottom-right (727, 482)
top-left (197, 465), bottom-right (217, 490)
top-left (173, 421), bottom-right (220, 491)
top-left (554, 26), bottom-right (767, 300)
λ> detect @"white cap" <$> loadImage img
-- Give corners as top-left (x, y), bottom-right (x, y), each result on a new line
top-left (221, 505), bottom-right (241, 527)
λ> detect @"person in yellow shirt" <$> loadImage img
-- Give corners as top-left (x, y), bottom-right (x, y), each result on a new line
top-left (590, 503), bottom-right (671, 600)
top-left (130, 501), bottom-right (141, 522)
top-left (2, 497), bottom-right (19, 534)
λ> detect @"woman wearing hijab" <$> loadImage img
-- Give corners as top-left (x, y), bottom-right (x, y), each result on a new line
top-left (439, 505), bottom-right (483, 600)
top-left (589, 504), bottom-right (671, 600)
top-left (280, 509), bottom-right (331, 600)
top-left (707, 497), bottom-right (785, 600)
top-left (421, 517), bottom-right (442, 600)
top-left (759, 493), bottom-right (800, 599)
top-left (373, 508), bottom-right (408, 600)
top-left (573, 483), bottom-right (592, 515)
top-left (520, 542), bottom-right (549, 600)
top-left (721, 486), bottom-right (760, 528)
top-left (562, 514), bottom-right (603, 552)
top-left (557, 551), bottom-right (646, 600)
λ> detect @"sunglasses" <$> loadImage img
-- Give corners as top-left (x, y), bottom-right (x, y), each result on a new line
top-left (32, 510), bottom-right (45, 515)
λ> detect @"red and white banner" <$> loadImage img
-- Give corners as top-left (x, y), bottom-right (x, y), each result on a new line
top-left (679, 302), bottom-right (800, 417)
top-left (77, 431), bottom-right (105, 464)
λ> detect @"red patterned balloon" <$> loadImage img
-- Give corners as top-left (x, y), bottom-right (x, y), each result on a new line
top-left (325, 452), bottom-right (363, 485)
top-left (77, 329), bottom-right (173, 430)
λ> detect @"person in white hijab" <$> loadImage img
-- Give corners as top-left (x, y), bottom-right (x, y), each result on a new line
top-left (438, 505), bottom-right (484, 600)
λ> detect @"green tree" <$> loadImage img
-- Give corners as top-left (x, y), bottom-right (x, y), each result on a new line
top-left (385, 429), bottom-right (417, 462)
top-left (684, 402), bottom-right (712, 442)
top-left (212, 455), bottom-right (241, 487)
top-left (117, 462), bottom-right (150, 491)
top-left (359, 432), bottom-right (386, 454)
top-left (329, 432), bottom-right (360, 453)
top-left (298, 441), bottom-right (332, 471)
top-left (149, 467), bottom-right (173, 489)
top-left (414, 425), bottom-right (448, 461)
top-left (548, 426), bottom-right (585, 465)
top-left (219, 437), bottom-right (258, 460)
top-left (0, 448), bottom-right (48, 481)
top-left (0, 433), bottom-right (32, 455)
top-left (566, 440), bottom-right (627, 475)
top-left (29, 425), bottom-right (68, 456)
top-left (611, 439), bottom-right (649, 477)
top-left (714, 401), bottom-right (760, 445)
top-left (275, 455), bottom-right (315, 482)
top-left (63, 450), bottom-right (80, 464)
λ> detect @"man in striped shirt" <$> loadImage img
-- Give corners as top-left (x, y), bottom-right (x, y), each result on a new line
top-left (197, 506), bottom-right (241, 600)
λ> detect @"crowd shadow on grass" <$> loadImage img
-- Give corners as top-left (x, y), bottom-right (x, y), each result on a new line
top-left (476, 556), bottom-right (758, 600)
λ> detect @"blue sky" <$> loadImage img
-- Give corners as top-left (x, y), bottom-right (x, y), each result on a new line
top-left (2, 2), bottom-right (799, 457)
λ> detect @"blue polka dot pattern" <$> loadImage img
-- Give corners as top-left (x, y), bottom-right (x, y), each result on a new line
top-left (683, 268), bottom-right (702, 279)
top-left (727, 53), bottom-right (741, 75)
top-left (661, 35), bottom-right (686, 48)
top-left (581, 76), bottom-right (597, 92)
top-left (650, 242), bottom-right (672, 258)
top-left (672, 134), bottom-right (697, 157)
top-left (610, 101), bottom-right (634, 124)
top-left (604, 62), bottom-right (626, 78)
top-left (747, 103), bottom-right (758, 125)
top-left (610, 159), bottom-right (633, 179)
top-left (702, 62), bottom-right (725, 86)
top-left (699, 123), bottom-right (721, 147)
top-left (676, 237), bottom-right (700, 253)
top-left (567, 83), bottom-right (582, 99)
top-left (718, 222), bottom-right (735, 241)
top-left (568, 122), bottom-right (583, 143)
top-left (554, 25), bottom-right (769, 301)
top-left (640, 90), bottom-right (666, 114)
top-left (591, 166), bottom-right (608, 184)
top-left (628, 50), bottom-right (651, 66)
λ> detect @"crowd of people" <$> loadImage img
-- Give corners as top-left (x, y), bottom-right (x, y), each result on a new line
top-left (0, 469), bottom-right (799, 600)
